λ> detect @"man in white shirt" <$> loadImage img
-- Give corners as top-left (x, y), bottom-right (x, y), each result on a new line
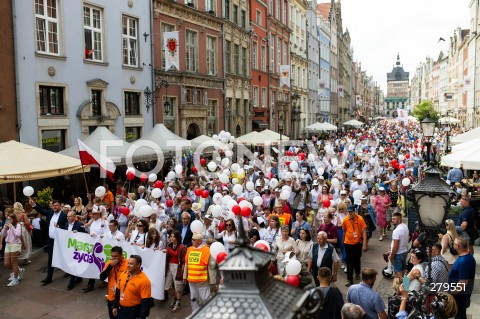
top-left (100, 220), bottom-right (125, 241)
top-left (350, 175), bottom-right (368, 194)
top-left (87, 210), bottom-right (107, 237)
top-left (389, 212), bottom-right (409, 278)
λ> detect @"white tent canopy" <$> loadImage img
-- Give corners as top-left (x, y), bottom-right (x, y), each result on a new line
top-left (60, 126), bottom-right (156, 165)
top-left (343, 119), bottom-right (364, 127)
top-left (190, 135), bottom-right (214, 149)
top-left (451, 138), bottom-right (480, 153)
top-left (305, 122), bottom-right (337, 131)
top-left (439, 116), bottom-right (460, 124)
top-left (441, 144), bottom-right (480, 169)
top-left (451, 127), bottom-right (480, 145)
top-left (0, 140), bottom-right (89, 184)
top-left (236, 131), bottom-right (274, 146)
top-left (134, 124), bottom-right (188, 154)
top-left (259, 129), bottom-right (290, 142)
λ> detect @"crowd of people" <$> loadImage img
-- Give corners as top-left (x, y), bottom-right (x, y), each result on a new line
top-left (0, 119), bottom-right (478, 319)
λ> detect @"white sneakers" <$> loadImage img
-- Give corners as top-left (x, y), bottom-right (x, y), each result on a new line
top-left (7, 278), bottom-right (19, 287)
top-left (7, 268), bottom-right (24, 286)
top-left (19, 268), bottom-right (25, 280)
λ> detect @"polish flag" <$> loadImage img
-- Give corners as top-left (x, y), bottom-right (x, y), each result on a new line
top-left (77, 139), bottom-right (116, 180)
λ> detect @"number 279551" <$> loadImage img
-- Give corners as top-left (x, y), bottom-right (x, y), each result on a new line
top-left (430, 283), bottom-right (465, 292)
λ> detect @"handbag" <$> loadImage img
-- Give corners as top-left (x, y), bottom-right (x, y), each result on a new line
top-left (447, 234), bottom-right (458, 255)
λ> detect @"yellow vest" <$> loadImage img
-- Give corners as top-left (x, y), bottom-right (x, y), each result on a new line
top-left (186, 245), bottom-right (210, 283)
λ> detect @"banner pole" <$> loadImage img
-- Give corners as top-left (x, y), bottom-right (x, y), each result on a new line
top-left (81, 165), bottom-right (89, 195)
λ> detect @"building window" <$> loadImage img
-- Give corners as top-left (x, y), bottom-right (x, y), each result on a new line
top-left (261, 45), bottom-right (266, 71)
top-left (284, 40), bottom-right (288, 63)
top-left (269, 0), bottom-right (273, 16)
top-left (277, 39), bottom-right (281, 72)
top-left (240, 10), bottom-right (246, 28)
top-left (256, 10), bottom-right (261, 25)
top-left (225, 40), bottom-right (231, 73)
top-left (224, 0), bottom-right (230, 20)
top-left (206, 0), bottom-right (215, 13)
top-left (39, 86), bottom-right (64, 115)
top-left (206, 36), bottom-right (217, 75)
top-left (161, 23), bottom-right (175, 70)
top-left (242, 47), bottom-right (247, 76)
top-left (124, 91), bottom-right (140, 115)
top-left (253, 86), bottom-right (259, 108)
top-left (233, 44), bottom-right (239, 75)
top-left (165, 96), bottom-right (176, 117)
top-left (125, 127), bottom-right (141, 143)
top-left (35, 0), bottom-right (60, 55)
top-left (122, 16), bottom-right (138, 67)
top-left (208, 99), bottom-right (217, 117)
top-left (233, 5), bottom-right (238, 24)
top-left (276, 0), bottom-right (280, 20)
top-left (261, 88), bottom-right (267, 108)
top-left (252, 41), bottom-right (258, 69)
top-left (186, 30), bottom-right (197, 72)
top-left (269, 35), bottom-right (274, 67)
top-left (283, 0), bottom-right (287, 23)
top-left (42, 129), bottom-right (66, 152)
top-left (91, 89), bottom-right (102, 116)
top-left (83, 5), bottom-right (104, 61)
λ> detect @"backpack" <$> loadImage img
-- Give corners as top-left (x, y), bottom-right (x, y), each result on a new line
top-left (447, 234), bottom-right (458, 256)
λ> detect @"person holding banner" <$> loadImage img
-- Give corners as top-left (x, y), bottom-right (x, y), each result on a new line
top-left (100, 246), bottom-right (128, 319)
top-left (112, 255), bottom-right (152, 319)
top-left (61, 210), bottom-right (86, 290)
top-left (184, 232), bottom-right (213, 312)
top-left (83, 209), bottom-right (108, 292)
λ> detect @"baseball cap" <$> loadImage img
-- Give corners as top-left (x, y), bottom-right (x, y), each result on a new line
top-left (347, 205), bottom-right (355, 212)
top-left (379, 187), bottom-right (385, 191)
top-left (356, 175), bottom-right (362, 179)
top-left (340, 190), bottom-right (347, 195)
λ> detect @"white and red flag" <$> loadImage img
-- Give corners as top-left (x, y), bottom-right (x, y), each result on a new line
top-left (77, 139), bottom-right (116, 180)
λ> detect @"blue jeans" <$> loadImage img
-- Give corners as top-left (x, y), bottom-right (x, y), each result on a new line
top-left (337, 228), bottom-right (346, 263)
top-left (393, 252), bottom-right (408, 273)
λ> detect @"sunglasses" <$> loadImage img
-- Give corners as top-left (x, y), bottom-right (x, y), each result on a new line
top-left (137, 224), bottom-right (143, 227)
top-left (226, 224), bottom-right (233, 227)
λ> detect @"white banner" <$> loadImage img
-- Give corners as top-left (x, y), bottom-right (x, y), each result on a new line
top-left (52, 229), bottom-right (165, 299)
top-left (355, 95), bottom-right (362, 106)
top-left (164, 31), bottom-right (179, 71)
top-left (280, 65), bottom-right (290, 87)
top-left (397, 108), bottom-right (408, 124)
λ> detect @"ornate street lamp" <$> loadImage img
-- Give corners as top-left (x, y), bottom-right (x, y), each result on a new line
top-left (407, 167), bottom-right (454, 317)
top-left (420, 117), bottom-right (436, 167)
top-left (144, 79), bottom-right (170, 114)
top-left (279, 113), bottom-right (284, 154)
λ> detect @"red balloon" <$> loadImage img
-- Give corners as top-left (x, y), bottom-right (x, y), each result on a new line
top-left (286, 161), bottom-right (291, 166)
top-left (166, 199), bottom-right (173, 207)
top-left (126, 171), bottom-right (135, 181)
top-left (194, 188), bottom-right (202, 197)
top-left (269, 172), bottom-right (274, 179)
top-left (394, 163), bottom-right (400, 170)
top-left (192, 166), bottom-right (198, 173)
top-left (120, 207), bottom-right (130, 216)
top-left (237, 198), bottom-right (245, 203)
top-left (200, 158), bottom-right (206, 166)
top-left (298, 153), bottom-right (305, 160)
top-left (254, 243), bottom-right (269, 252)
top-left (201, 190), bottom-right (210, 198)
top-left (399, 164), bottom-right (406, 169)
top-left (405, 154), bottom-right (410, 159)
top-left (323, 199), bottom-right (331, 208)
top-left (285, 275), bottom-right (300, 287)
top-left (216, 251), bottom-right (228, 264)
top-left (232, 205), bottom-right (241, 215)
top-left (218, 221), bottom-right (225, 232)
top-left (139, 173), bottom-right (147, 182)
top-left (241, 206), bottom-right (251, 217)
top-left (154, 181), bottom-right (163, 189)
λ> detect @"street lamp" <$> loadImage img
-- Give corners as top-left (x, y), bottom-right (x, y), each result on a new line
top-left (407, 167), bottom-right (454, 317)
top-left (420, 117), bottom-right (436, 167)
top-left (279, 113), bottom-right (284, 154)
top-left (144, 79), bottom-right (169, 113)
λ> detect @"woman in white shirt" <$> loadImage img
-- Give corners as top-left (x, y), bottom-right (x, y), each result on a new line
top-left (145, 228), bottom-right (163, 250)
top-left (128, 219), bottom-right (149, 248)
top-left (264, 216), bottom-right (281, 248)
top-left (406, 249), bottom-right (425, 291)
top-left (214, 218), bottom-right (237, 252)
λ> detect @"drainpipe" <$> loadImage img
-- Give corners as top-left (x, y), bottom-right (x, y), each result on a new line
top-left (222, 22), bottom-right (227, 132)
top-left (149, 0), bottom-right (156, 128)
top-left (12, 0), bottom-right (22, 141)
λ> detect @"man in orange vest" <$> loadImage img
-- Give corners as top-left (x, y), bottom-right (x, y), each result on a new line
top-left (342, 205), bottom-right (367, 287)
top-left (100, 246), bottom-right (128, 319)
top-left (184, 232), bottom-right (212, 311)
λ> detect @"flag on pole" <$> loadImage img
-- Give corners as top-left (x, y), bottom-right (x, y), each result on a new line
top-left (407, 130), bottom-right (415, 141)
top-left (338, 85), bottom-right (344, 97)
top-left (164, 31), bottom-right (179, 71)
top-left (355, 95), bottom-right (362, 106)
top-left (280, 65), bottom-right (290, 87)
top-left (77, 139), bottom-right (116, 180)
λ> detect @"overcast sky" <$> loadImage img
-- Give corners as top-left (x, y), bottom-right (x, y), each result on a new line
top-left (339, 0), bottom-right (471, 92)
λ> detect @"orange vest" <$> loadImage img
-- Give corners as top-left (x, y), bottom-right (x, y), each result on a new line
top-left (185, 245), bottom-right (210, 283)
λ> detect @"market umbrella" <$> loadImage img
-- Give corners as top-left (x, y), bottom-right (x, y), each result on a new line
top-left (451, 126), bottom-right (480, 145)
top-left (343, 119), bottom-right (364, 127)
top-left (439, 116), bottom-right (460, 124)
top-left (441, 144), bottom-right (480, 170)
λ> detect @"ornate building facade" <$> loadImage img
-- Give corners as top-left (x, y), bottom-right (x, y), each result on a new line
top-left (385, 54), bottom-right (409, 117)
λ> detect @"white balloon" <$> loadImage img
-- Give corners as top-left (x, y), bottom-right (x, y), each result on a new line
top-left (175, 164), bottom-right (183, 175)
top-left (227, 211), bottom-right (236, 221)
top-left (239, 200), bottom-right (253, 211)
top-left (23, 186), bottom-right (34, 197)
top-left (227, 199), bottom-right (238, 210)
top-left (148, 173), bottom-right (157, 182)
top-left (253, 240), bottom-right (271, 252)
top-left (285, 259), bottom-right (302, 276)
top-left (402, 178), bottom-right (411, 187)
top-left (231, 163), bottom-right (239, 172)
top-left (190, 220), bottom-right (204, 233)
top-left (212, 193), bottom-right (223, 205)
top-left (331, 158), bottom-right (339, 166)
top-left (226, 150), bottom-right (234, 157)
top-left (223, 169), bottom-right (231, 176)
top-left (270, 178), bottom-right (279, 189)
top-left (212, 205), bottom-right (223, 218)
top-left (210, 242), bottom-right (226, 259)
top-left (221, 157), bottom-right (230, 167)
top-left (289, 161), bottom-right (299, 171)
top-left (232, 178), bottom-right (239, 185)
top-left (222, 195), bottom-right (233, 205)
top-left (353, 190), bottom-right (363, 201)
top-left (253, 196), bottom-right (263, 206)
top-left (254, 152), bottom-right (259, 157)
top-left (280, 190), bottom-right (291, 200)
top-left (318, 167), bottom-right (325, 175)
top-left (95, 186), bottom-right (106, 197)
top-left (398, 155), bottom-right (405, 161)
top-left (233, 184), bottom-right (243, 195)
top-left (135, 199), bottom-right (148, 209)
top-left (331, 178), bottom-right (340, 188)
top-left (126, 167), bottom-right (136, 174)
top-left (308, 154), bottom-right (315, 162)
top-left (246, 181), bottom-right (255, 192)
top-left (151, 188), bottom-right (162, 199)
top-left (207, 161), bottom-right (217, 172)
top-left (282, 185), bottom-right (291, 193)
top-left (139, 205), bottom-right (153, 218)
top-left (219, 174), bottom-right (229, 184)
top-left (167, 171), bottom-right (176, 179)
top-left (229, 136), bottom-right (235, 142)
top-left (212, 134), bottom-right (219, 140)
